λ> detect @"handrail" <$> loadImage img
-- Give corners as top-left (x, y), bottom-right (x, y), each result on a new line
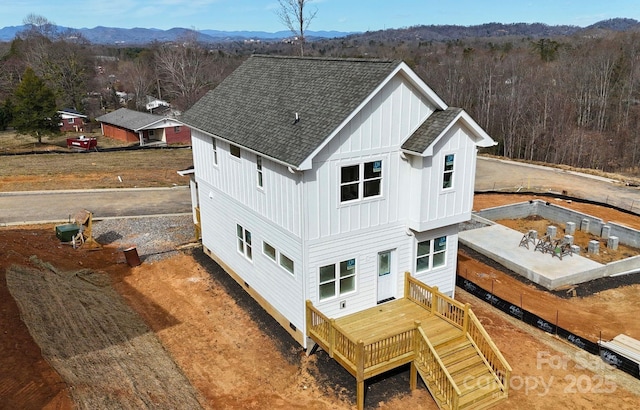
top-left (467, 309), bottom-right (512, 390)
top-left (415, 324), bottom-right (461, 407)
top-left (405, 273), bottom-right (467, 329)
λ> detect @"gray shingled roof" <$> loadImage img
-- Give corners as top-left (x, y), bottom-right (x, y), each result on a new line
top-left (401, 107), bottom-right (463, 154)
top-left (96, 108), bottom-right (164, 131)
top-left (181, 55), bottom-right (401, 168)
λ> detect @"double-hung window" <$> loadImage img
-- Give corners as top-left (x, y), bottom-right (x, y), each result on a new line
top-left (237, 224), bottom-right (252, 260)
top-left (340, 160), bottom-right (382, 202)
top-left (416, 236), bottom-right (447, 272)
top-left (443, 154), bottom-right (455, 189)
top-left (319, 258), bottom-right (356, 300)
top-left (212, 138), bottom-right (218, 165)
top-left (256, 156), bottom-right (263, 188)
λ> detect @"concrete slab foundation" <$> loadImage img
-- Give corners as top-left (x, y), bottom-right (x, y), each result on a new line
top-left (459, 224), bottom-right (603, 290)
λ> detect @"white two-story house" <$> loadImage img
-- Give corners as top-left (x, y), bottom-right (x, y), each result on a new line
top-left (181, 55), bottom-right (495, 347)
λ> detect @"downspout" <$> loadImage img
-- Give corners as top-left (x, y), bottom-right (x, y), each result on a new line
top-left (299, 167), bottom-right (309, 350)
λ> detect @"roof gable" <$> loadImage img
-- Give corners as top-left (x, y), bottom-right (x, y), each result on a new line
top-left (402, 107), bottom-right (495, 156)
top-left (182, 55), bottom-right (407, 169)
top-left (96, 108), bottom-right (171, 131)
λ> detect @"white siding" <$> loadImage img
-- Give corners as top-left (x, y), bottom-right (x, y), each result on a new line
top-left (306, 73), bottom-right (436, 240)
top-left (306, 223), bottom-right (413, 318)
top-left (408, 123), bottom-right (478, 231)
top-left (198, 178), bottom-right (306, 329)
top-left (191, 129), bottom-right (302, 237)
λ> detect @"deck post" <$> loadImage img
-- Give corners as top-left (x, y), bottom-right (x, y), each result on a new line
top-left (357, 339), bottom-right (365, 410)
top-left (431, 286), bottom-right (439, 314)
top-left (329, 319), bottom-right (336, 358)
top-left (462, 303), bottom-right (470, 334)
top-left (410, 320), bottom-right (421, 391)
top-left (305, 300), bottom-right (312, 336)
top-left (404, 271), bottom-right (410, 299)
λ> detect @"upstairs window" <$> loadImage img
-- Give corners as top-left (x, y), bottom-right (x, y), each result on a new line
top-left (212, 138), bottom-right (218, 165)
top-left (340, 160), bottom-right (382, 202)
top-left (230, 144), bottom-right (241, 158)
top-left (443, 154), bottom-right (455, 189)
top-left (236, 224), bottom-right (252, 261)
top-left (256, 156), bottom-right (263, 188)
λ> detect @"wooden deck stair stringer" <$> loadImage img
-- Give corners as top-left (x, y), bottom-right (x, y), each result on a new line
top-left (415, 331), bottom-right (507, 410)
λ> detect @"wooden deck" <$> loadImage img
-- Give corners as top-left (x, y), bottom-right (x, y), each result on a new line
top-left (306, 273), bottom-right (511, 410)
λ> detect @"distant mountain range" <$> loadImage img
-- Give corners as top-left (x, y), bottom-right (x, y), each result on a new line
top-left (0, 24), bottom-right (354, 44)
top-left (1, 18), bottom-right (638, 45)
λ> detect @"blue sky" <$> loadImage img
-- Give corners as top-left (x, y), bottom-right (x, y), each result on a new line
top-left (1, 0), bottom-right (639, 32)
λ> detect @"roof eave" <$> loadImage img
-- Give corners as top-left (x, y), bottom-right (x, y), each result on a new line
top-left (188, 124), bottom-right (300, 171)
top-left (405, 110), bottom-right (497, 157)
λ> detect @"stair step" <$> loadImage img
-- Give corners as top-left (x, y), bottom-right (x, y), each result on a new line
top-left (452, 362), bottom-right (492, 386)
top-left (459, 379), bottom-right (503, 409)
top-left (446, 353), bottom-right (484, 375)
top-left (441, 346), bottom-right (478, 367)
top-left (436, 338), bottom-right (472, 357)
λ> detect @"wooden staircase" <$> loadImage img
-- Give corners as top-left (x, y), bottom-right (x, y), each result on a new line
top-left (414, 319), bottom-right (508, 410)
top-left (306, 274), bottom-right (510, 410)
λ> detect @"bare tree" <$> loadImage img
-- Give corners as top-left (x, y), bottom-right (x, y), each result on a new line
top-left (276, 0), bottom-right (318, 56)
top-left (154, 32), bottom-right (219, 111)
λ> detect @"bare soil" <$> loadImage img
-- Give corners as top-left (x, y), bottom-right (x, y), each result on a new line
top-left (1, 152), bottom-right (640, 409)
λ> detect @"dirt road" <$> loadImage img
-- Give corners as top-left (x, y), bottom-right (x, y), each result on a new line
top-left (476, 157), bottom-right (640, 214)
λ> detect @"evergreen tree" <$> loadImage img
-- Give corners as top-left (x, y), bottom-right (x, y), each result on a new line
top-left (0, 99), bottom-right (13, 130)
top-left (11, 67), bottom-right (59, 143)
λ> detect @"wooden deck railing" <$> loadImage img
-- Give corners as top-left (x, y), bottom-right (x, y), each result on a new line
top-left (306, 273), bottom-right (510, 410)
top-left (306, 300), bottom-right (415, 377)
top-left (405, 272), bottom-right (468, 330)
top-left (414, 324), bottom-right (460, 409)
top-left (467, 310), bottom-right (512, 392)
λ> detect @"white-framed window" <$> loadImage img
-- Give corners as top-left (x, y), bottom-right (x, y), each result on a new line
top-left (262, 241), bottom-right (294, 275)
top-left (230, 144), bottom-right (241, 158)
top-left (256, 155), bottom-right (263, 188)
top-left (67, 118), bottom-right (74, 124)
top-left (319, 258), bottom-right (356, 300)
top-left (443, 154), bottom-right (455, 189)
top-left (174, 126), bottom-right (181, 133)
top-left (280, 253), bottom-right (294, 275)
top-left (236, 224), bottom-right (252, 261)
top-left (211, 138), bottom-right (218, 165)
top-left (149, 129), bottom-right (155, 137)
top-left (340, 160), bottom-right (382, 203)
top-left (263, 241), bottom-right (276, 261)
top-left (416, 236), bottom-right (447, 272)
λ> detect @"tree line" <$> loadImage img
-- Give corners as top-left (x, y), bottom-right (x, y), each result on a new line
top-left (1, 14), bottom-right (639, 177)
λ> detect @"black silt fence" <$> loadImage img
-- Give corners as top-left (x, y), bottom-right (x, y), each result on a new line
top-left (456, 276), bottom-right (639, 380)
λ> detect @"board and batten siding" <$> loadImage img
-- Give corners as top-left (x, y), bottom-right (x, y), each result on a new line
top-left (191, 129), bottom-right (302, 237)
top-left (305, 73), bottom-right (437, 240)
top-left (407, 123), bottom-right (478, 232)
top-left (197, 178), bottom-right (306, 330)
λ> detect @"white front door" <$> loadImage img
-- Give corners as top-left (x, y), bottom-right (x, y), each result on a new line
top-left (377, 250), bottom-right (396, 303)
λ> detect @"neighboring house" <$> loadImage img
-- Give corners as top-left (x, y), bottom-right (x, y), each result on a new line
top-left (145, 95), bottom-right (170, 114)
top-left (58, 109), bottom-right (87, 132)
top-left (182, 55), bottom-right (496, 346)
top-left (96, 108), bottom-right (191, 145)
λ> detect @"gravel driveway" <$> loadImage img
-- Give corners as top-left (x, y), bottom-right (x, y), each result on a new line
top-left (92, 214), bottom-right (196, 263)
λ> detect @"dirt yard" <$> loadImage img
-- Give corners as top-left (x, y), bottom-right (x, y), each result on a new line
top-left (2, 192), bottom-right (640, 409)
